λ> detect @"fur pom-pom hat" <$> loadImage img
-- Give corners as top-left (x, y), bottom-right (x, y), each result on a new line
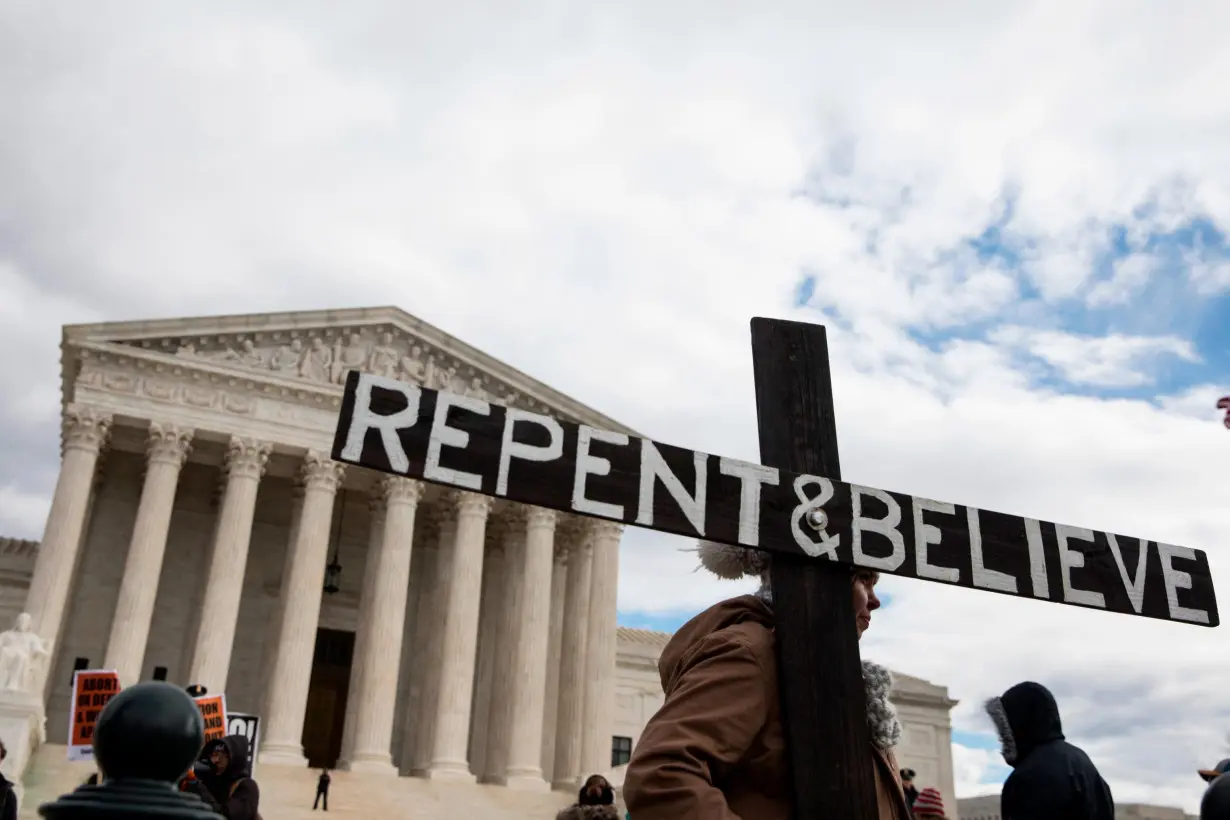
top-left (692, 539), bottom-right (902, 751)
top-left (695, 539), bottom-right (771, 580)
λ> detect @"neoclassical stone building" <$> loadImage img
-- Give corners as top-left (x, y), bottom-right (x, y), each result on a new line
top-left (26, 307), bottom-right (632, 791)
top-left (9, 307), bottom-right (960, 817)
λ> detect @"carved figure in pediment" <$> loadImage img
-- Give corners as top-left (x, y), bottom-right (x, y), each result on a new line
top-left (500, 388), bottom-right (520, 408)
top-left (207, 338), bottom-right (267, 369)
top-left (0, 613), bottom-right (50, 693)
top-left (175, 343), bottom-right (197, 357)
top-left (398, 345), bottom-right (425, 383)
top-left (465, 376), bottom-right (487, 398)
top-left (300, 337), bottom-right (333, 382)
top-left (271, 339), bottom-right (303, 373)
top-left (369, 332), bottom-right (400, 378)
top-left (332, 333), bottom-right (369, 383)
top-left (237, 339), bottom-right (268, 368)
top-left (423, 354), bottom-right (438, 388)
top-left (435, 366), bottom-right (458, 392)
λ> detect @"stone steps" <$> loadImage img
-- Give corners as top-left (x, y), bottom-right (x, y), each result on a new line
top-left (19, 745), bottom-right (578, 820)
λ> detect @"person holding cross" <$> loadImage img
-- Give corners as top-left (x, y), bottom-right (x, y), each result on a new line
top-left (622, 540), bottom-right (911, 819)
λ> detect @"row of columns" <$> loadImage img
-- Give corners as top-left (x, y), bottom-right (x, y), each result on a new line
top-left (28, 404), bottom-right (624, 788)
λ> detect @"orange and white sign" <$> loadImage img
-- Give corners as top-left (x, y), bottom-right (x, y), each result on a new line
top-left (194, 694), bottom-right (229, 743)
top-left (67, 669), bottom-right (121, 761)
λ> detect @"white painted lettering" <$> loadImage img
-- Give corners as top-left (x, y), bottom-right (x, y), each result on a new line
top-left (495, 408), bottom-right (564, 497)
top-left (572, 426), bottom-right (630, 519)
top-left (911, 497), bottom-right (959, 583)
top-left (1054, 524), bottom-right (1106, 608)
top-left (968, 508), bottom-right (1017, 593)
top-left (1023, 518), bottom-right (1050, 599)
top-left (635, 442), bottom-right (708, 535)
top-left (339, 373), bottom-right (422, 474)
top-left (850, 485), bottom-right (904, 571)
top-left (719, 457), bottom-right (780, 547)
top-left (790, 474), bottom-right (838, 559)
top-left (423, 391), bottom-right (491, 491)
top-left (1106, 534), bottom-right (1148, 614)
top-left (1157, 542), bottom-right (1211, 624)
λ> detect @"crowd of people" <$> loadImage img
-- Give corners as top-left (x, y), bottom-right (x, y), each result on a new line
top-left (616, 536), bottom-right (1226, 820)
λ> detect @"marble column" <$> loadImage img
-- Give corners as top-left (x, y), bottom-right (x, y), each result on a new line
top-left (407, 511), bottom-right (453, 775)
top-left (27, 406), bottom-right (112, 649)
top-left (259, 452), bottom-right (345, 765)
top-left (540, 533), bottom-right (570, 782)
top-left (422, 491), bottom-right (492, 781)
top-left (580, 521), bottom-right (624, 775)
top-left (187, 437), bottom-right (270, 693)
top-left (392, 519), bottom-right (427, 770)
top-left (258, 481), bottom-right (304, 708)
top-left (104, 422), bottom-right (194, 686)
top-left (552, 531), bottom-right (593, 790)
top-left (340, 492), bottom-right (386, 768)
top-left (497, 507), bottom-right (557, 790)
top-left (481, 514), bottom-right (524, 781)
top-left (468, 525), bottom-right (508, 779)
top-left (348, 477), bottom-right (425, 773)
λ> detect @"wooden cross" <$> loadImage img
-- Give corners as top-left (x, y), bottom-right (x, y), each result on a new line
top-left (331, 316), bottom-right (1219, 820)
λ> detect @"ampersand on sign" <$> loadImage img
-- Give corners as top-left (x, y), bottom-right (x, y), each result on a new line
top-left (1218, 396), bottom-right (1230, 429)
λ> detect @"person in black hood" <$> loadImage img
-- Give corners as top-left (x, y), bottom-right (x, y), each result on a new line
top-left (184, 734), bottom-right (261, 820)
top-left (985, 681), bottom-right (1113, 820)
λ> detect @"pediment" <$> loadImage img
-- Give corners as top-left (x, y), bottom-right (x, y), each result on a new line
top-left (62, 306), bottom-right (637, 434)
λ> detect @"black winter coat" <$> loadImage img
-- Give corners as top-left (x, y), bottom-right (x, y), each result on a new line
top-left (986, 681), bottom-right (1114, 820)
top-left (189, 734), bottom-right (261, 820)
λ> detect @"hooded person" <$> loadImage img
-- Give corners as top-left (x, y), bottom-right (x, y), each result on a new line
top-left (185, 734), bottom-right (261, 820)
top-left (985, 681), bottom-right (1113, 820)
top-left (556, 774), bottom-right (620, 820)
top-left (622, 540), bottom-right (912, 820)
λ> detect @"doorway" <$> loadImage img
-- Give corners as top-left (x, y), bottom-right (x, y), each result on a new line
top-left (301, 628), bottom-right (354, 769)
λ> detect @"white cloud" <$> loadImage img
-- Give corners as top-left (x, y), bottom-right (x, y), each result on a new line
top-left (2, 0), bottom-right (1230, 812)
top-left (952, 743), bottom-right (1004, 797)
top-left (990, 326), bottom-right (1200, 387)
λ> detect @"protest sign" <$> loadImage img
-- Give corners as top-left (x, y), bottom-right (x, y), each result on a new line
top-left (67, 669), bottom-right (121, 761)
top-left (194, 694), bottom-right (229, 744)
top-left (227, 712), bottom-right (260, 771)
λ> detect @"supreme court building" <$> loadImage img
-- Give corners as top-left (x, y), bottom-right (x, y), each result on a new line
top-left (8, 307), bottom-right (960, 817)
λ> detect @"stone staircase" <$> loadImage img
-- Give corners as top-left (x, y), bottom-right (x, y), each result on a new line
top-left (19, 745), bottom-right (579, 820)
top-left (17, 744), bottom-right (96, 819)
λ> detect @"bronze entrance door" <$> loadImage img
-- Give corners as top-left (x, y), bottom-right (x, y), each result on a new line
top-left (301, 628), bottom-right (354, 769)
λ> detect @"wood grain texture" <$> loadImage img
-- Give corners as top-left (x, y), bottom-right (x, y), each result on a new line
top-left (752, 317), bottom-right (879, 820)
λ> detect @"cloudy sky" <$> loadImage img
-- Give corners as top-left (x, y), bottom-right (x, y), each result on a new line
top-left (3, 0), bottom-right (1230, 811)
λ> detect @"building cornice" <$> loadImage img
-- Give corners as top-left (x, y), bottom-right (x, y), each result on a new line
top-left (61, 307), bottom-right (641, 437)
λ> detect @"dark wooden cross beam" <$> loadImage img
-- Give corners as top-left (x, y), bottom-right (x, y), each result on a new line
top-left (330, 317), bottom-right (1219, 818)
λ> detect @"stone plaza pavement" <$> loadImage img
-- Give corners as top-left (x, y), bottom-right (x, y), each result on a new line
top-left (18, 743), bottom-right (589, 820)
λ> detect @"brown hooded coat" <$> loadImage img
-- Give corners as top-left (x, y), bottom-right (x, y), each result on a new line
top-left (622, 595), bottom-right (911, 820)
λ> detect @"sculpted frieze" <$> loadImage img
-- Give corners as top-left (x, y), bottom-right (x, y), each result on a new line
top-left (76, 364), bottom-right (257, 418)
top-left (162, 326), bottom-right (534, 409)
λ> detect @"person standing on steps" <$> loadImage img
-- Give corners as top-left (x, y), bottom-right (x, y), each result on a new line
top-left (313, 768), bottom-right (331, 811)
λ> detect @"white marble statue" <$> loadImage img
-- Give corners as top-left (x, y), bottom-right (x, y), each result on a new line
top-left (0, 613), bottom-right (50, 693)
